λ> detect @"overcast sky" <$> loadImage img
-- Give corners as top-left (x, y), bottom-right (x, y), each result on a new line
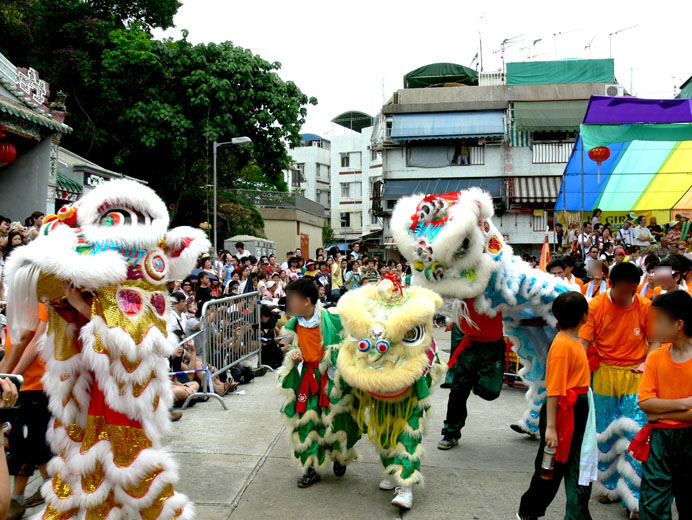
top-left (156, 0), bottom-right (692, 138)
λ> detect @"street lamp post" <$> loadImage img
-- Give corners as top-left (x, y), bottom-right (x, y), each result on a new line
top-left (212, 136), bottom-right (252, 256)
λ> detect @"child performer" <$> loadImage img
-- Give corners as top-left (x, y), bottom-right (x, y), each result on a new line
top-left (630, 291), bottom-right (692, 519)
top-left (579, 262), bottom-right (658, 518)
top-left (277, 277), bottom-right (346, 487)
top-left (517, 292), bottom-right (597, 520)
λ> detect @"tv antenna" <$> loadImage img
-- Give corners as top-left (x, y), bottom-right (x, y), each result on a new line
top-left (609, 25), bottom-right (637, 58)
top-left (584, 36), bottom-right (596, 58)
top-left (553, 29), bottom-right (579, 57)
top-left (519, 38), bottom-right (543, 60)
top-left (493, 35), bottom-right (523, 72)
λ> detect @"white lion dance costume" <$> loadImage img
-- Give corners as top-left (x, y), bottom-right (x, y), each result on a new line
top-left (5, 179), bottom-right (209, 519)
top-left (326, 277), bottom-right (445, 509)
top-left (391, 189), bottom-right (572, 438)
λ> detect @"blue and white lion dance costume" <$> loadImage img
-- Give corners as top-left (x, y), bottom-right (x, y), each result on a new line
top-left (391, 188), bottom-right (573, 434)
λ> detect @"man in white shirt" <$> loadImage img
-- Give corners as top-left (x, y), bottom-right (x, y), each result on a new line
top-left (167, 292), bottom-right (189, 343)
top-left (234, 241), bottom-right (252, 260)
top-left (280, 250), bottom-right (294, 271)
top-left (578, 222), bottom-right (593, 256)
top-left (616, 220), bottom-right (634, 248)
top-left (632, 216), bottom-right (653, 247)
top-left (584, 246), bottom-right (600, 276)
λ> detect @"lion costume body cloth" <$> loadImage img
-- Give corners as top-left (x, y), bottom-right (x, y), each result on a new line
top-left (5, 180), bottom-right (209, 519)
top-left (391, 188), bottom-right (574, 435)
top-left (325, 278), bottom-right (445, 487)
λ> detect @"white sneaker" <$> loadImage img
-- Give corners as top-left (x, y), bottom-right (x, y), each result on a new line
top-left (391, 486), bottom-right (413, 509)
top-left (379, 478), bottom-right (395, 490)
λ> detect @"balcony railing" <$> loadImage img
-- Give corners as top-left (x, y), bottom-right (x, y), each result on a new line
top-left (532, 142), bottom-right (573, 164)
top-left (229, 189), bottom-right (325, 218)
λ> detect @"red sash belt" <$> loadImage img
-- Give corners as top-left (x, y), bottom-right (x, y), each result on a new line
top-left (555, 386), bottom-right (589, 463)
top-left (448, 336), bottom-right (504, 369)
top-left (628, 422), bottom-right (690, 461)
top-left (448, 337), bottom-right (472, 369)
top-left (296, 360), bottom-right (330, 413)
top-left (587, 346), bottom-right (600, 372)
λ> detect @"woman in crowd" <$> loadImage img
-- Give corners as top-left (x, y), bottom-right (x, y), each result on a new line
top-left (238, 265), bottom-right (254, 294)
top-left (599, 242), bottom-right (614, 264)
top-left (256, 270), bottom-right (269, 298)
top-left (343, 261), bottom-right (361, 291)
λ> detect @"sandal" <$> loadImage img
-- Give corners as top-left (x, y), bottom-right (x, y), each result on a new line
top-left (223, 380), bottom-right (239, 395)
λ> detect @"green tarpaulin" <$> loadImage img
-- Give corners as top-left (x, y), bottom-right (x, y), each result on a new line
top-left (507, 59), bottom-right (614, 86)
top-left (404, 62), bottom-right (478, 88)
top-left (514, 100), bottom-right (588, 131)
top-left (580, 123), bottom-right (692, 150)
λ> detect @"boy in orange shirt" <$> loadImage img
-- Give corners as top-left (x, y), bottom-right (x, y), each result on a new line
top-left (0, 303), bottom-right (52, 518)
top-left (518, 292), bottom-right (596, 520)
top-left (278, 277), bottom-right (347, 488)
top-left (579, 262), bottom-right (659, 518)
top-left (631, 291), bottom-right (692, 519)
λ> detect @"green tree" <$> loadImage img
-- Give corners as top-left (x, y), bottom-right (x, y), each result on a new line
top-left (0, 2), bottom-right (316, 224)
top-left (322, 219), bottom-right (336, 246)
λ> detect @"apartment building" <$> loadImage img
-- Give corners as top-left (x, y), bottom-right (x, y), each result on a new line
top-left (371, 59), bottom-right (623, 257)
top-left (284, 133), bottom-right (331, 211)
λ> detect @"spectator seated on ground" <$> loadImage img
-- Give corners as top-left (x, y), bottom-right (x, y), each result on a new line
top-left (259, 305), bottom-right (284, 369)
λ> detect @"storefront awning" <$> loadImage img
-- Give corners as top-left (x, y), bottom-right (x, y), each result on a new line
top-left (383, 178), bottom-right (502, 200)
top-left (391, 111), bottom-right (504, 141)
top-left (56, 173), bottom-right (83, 201)
top-left (514, 100), bottom-right (588, 132)
top-left (509, 176), bottom-right (561, 203)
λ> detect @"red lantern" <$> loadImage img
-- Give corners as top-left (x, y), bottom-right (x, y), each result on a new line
top-left (588, 146), bottom-right (611, 183)
top-left (0, 141), bottom-right (17, 167)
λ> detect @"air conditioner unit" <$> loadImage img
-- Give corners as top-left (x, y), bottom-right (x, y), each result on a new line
top-left (605, 84), bottom-right (624, 97)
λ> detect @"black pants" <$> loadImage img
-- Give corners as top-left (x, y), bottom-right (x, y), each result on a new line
top-left (640, 427), bottom-right (692, 520)
top-left (519, 395), bottom-right (592, 520)
top-left (441, 339), bottom-right (505, 440)
top-left (7, 391), bottom-right (53, 476)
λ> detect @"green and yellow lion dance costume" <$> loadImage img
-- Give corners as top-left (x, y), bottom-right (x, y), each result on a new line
top-left (326, 278), bottom-right (445, 492)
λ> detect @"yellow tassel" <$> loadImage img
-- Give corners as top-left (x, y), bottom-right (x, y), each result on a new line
top-left (353, 390), bottom-right (418, 449)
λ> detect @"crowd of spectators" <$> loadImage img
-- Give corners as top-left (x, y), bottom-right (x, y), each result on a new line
top-left (163, 242), bottom-right (413, 405)
top-left (546, 209), bottom-right (692, 301)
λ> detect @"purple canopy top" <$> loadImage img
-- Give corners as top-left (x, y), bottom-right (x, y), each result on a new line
top-left (583, 95), bottom-right (692, 125)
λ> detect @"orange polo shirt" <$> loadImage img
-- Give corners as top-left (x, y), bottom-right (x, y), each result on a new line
top-left (638, 345), bottom-right (692, 426)
top-left (546, 332), bottom-right (591, 397)
top-left (637, 282), bottom-right (656, 300)
top-left (5, 303), bottom-right (48, 391)
top-left (296, 324), bottom-right (324, 363)
top-left (579, 292), bottom-right (652, 366)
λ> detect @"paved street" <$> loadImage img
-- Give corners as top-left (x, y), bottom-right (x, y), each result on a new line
top-left (21, 330), bottom-right (665, 519)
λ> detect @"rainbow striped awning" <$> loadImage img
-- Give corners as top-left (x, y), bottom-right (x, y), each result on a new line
top-left (555, 96), bottom-right (692, 213)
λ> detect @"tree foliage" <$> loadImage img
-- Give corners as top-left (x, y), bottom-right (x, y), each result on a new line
top-left (0, 0), bottom-right (316, 223)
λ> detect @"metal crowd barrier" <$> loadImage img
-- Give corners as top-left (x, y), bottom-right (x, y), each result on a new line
top-left (177, 291), bottom-right (262, 410)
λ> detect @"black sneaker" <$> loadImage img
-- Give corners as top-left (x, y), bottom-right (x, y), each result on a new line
top-left (333, 461), bottom-right (346, 477)
top-left (25, 487), bottom-right (45, 508)
top-left (297, 467), bottom-right (321, 488)
top-left (516, 512), bottom-right (538, 520)
top-left (437, 436), bottom-right (459, 450)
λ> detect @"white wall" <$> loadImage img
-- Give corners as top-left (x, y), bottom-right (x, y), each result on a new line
top-left (285, 143), bottom-right (331, 204)
top-left (330, 126), bottom-right (382, 240)
top-left (0, 136), bottom-right (53, 220)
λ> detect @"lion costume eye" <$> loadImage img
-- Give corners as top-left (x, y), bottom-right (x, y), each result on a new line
top-left (99, 207), bottom-right (152, 227)
top-left (358, 339), bottom-right (372, 352)
top-left (402, 325), bottom-right (426, 347)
